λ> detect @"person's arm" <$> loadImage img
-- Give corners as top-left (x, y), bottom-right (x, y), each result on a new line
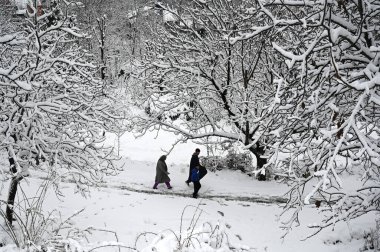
top-left (158, 161), bottom-right (169, 174)
top-left (164, 163), bottom-right (170, 175)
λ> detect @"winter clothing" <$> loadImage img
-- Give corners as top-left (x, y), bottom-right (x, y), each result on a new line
top-left (193, 181), bottom-right (201, 198)
top-left (153, 181), bottom-right (172, 189)
top-left (186, 152), bottom-right (200, 184)
top-left (199, 166), bottom-right (208, 180)
top-left (191, 167), bottom-right (201, 198)
top-left (191, 168), bottom-right (200, 182)
top-left (190, 154), bottom-right (200, 169)
top-left (153, 155), bottom-right (172, 189)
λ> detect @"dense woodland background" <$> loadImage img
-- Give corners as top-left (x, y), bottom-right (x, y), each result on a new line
top-left (0, 0), bottom-right (379, 250)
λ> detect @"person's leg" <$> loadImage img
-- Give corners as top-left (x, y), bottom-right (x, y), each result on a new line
top-left (193, 181), bottom-right (201, 198)
top-left (153, 182), bottom-right (159, 189)
top-left (165, 181), bottom-right (172, 189)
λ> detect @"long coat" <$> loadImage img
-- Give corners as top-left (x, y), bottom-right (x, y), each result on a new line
top-left (155, 156), bottom-right (170, 183)
top-left (190, 154), bottom-right (200, 169)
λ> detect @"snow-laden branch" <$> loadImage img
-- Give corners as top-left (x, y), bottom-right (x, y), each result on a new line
top-left (0, 0), bottom-right (125, 200)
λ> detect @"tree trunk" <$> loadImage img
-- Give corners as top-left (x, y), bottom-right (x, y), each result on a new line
top-left (249, 143), bottom-right (267, 168)
top-left (6, 176), bottom-right (22, 225)
top-left (97, 17), bottom-right (106, 80)
top-left (5, 156), bottom-right (22, 225)
top-left (254, 152), bottom-right (267, 168)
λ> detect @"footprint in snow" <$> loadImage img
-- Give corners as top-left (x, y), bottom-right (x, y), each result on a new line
top-left (238, 203), bottom-right (251, 207)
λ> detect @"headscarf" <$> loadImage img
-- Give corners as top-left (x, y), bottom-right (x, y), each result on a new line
top-left (159, 155), bottom-right (167, 161)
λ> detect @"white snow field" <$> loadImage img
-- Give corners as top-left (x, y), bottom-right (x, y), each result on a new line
top-left (0, 132), bottom-right (377, 251)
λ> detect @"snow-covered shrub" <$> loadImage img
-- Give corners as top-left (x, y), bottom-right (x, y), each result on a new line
top-left (200, 156), bottom-right (225, 172)
top-left (360, 219), bottom-right (380, 252)
top-left (225, 150), bottom-right (253, 173)
top-left (137, 205), bottom-right (254, 252)
top-left (201, 151), bottom-right (254, 174)
top-left (140, 221), bottom-right (253, 252)
top-left (0, 177), bottom-right (88, 250)
top-left (201, 149), bottom-right (254, 173)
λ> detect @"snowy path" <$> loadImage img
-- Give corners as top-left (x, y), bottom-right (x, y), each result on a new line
top-left (37, 174), bottom-right (374, 252)
top-left (1, 158), bottom-right (375, 252)
top-left (34, 174), bottom-right (288, 204)
top-left (109, 184), bottom-right (288, 204)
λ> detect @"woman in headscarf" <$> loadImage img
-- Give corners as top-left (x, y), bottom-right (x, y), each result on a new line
top-left (153, 155), bottom-right (172, 189)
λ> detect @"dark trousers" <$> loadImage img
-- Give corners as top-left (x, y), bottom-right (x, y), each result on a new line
top-left (153, 181), bottom-right (171, 189)
top-left (193, 181), bottom-right (201, 196)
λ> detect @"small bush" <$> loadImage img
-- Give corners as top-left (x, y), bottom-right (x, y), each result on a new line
top-left (200, 156), bottom-right (225, 172)
top-left (225, 150), bottom-right (253, 173)
top-left (361, 219), bottom-right (380, 251)
top-left (137, 204), bottom-right (255, 251)
top-left (201, 149), bottom-right (253, 173)
top-left (0, 177), bottom-right (89, 251)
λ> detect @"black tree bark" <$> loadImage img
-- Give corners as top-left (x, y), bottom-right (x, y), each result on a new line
top-left (5, 177), bottom-right (22, 225)
top-left (249, 142), bottom-right (267, 168)
top-left (5, 157), bottom-right (23, 225)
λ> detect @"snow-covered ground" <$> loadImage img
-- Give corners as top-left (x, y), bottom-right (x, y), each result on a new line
top-left (107, 131), bottom-right (201, 164)
top-left (0, 133), bottom-right (377, 251)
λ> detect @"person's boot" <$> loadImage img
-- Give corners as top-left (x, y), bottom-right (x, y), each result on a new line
top-left (165, 182), bottom-right (173, 189)
top-left (153, 182), bottom-right (159, 189)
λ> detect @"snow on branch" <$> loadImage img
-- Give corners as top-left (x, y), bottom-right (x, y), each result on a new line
top-left (0, 0), bottom-right (124, 195)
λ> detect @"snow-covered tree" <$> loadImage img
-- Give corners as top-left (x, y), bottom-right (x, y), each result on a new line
top-left (250, 0), bottom-right (380, 236)
top-left (128, 0), bottom-right (380, 235)
top-left (129, 0), bottom-right (284, 167)
top-left (74, 0), bottom-right (154, 79)
top-left (0, 1), bottom-right (124, 224)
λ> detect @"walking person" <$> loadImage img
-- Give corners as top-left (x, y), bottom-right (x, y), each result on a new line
top-left (191, 166), bottom-right (201, 198)
top-left (153, 155), bottom-right (172, 189)
top-left (186, 148), bottom-right (200, 185)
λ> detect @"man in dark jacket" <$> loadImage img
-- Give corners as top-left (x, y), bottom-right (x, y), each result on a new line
top-left (186, 148), bottom-right (200, 185)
